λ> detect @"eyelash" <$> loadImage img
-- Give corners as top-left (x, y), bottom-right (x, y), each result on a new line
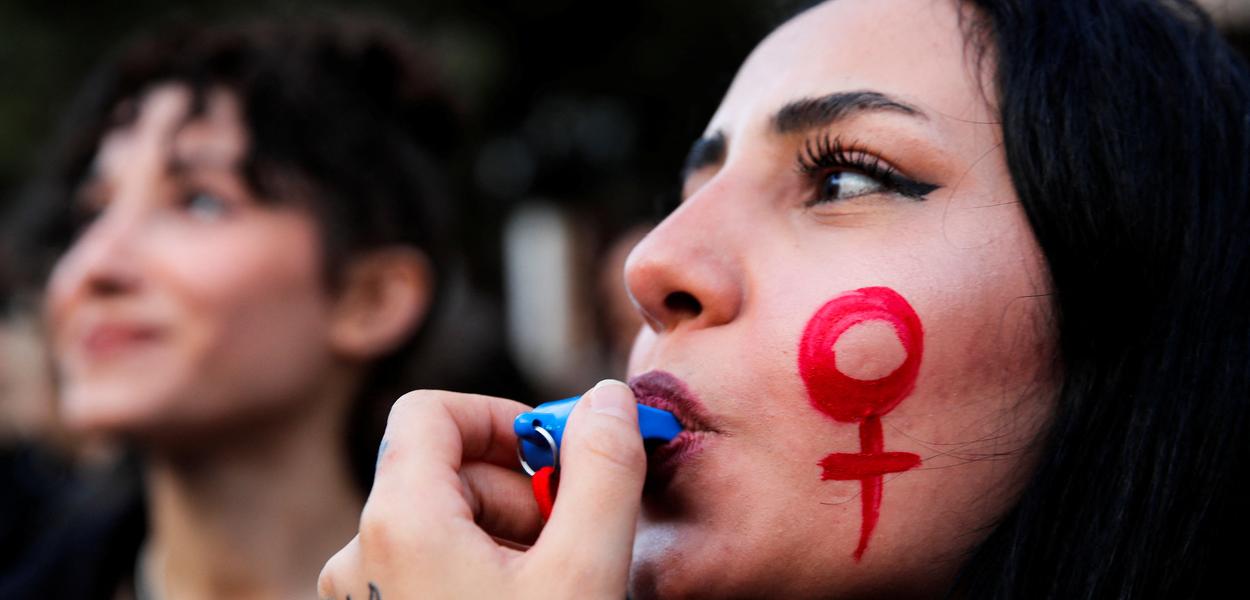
top-left (796, 134), bottom-right (938, 204)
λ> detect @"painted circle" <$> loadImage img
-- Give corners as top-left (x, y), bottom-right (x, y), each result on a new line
top-left (798, 286), bottom-right (924, 422)
top-left (831, 320), bottom-right (908, 381)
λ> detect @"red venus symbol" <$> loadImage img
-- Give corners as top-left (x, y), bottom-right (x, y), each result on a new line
top-left (798, 286), bottom-right (923, 561)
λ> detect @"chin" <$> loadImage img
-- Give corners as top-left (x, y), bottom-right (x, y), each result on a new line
top-left (58, 380), bottom-right (171, 437)
top-left (629, 562), bottom-right (696, 600)
top-left (59, 402), bottom-right (144, 439)
top-left (629, 532), bottom-right (758, 600)
top-left (630, 523), bottom-right (694, 600)
top-left (628, 567), bottom-right (771, 600)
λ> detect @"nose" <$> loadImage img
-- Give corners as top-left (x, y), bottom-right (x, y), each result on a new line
top-left (623, 185), bottom-right (744, 334)
top-left (49, 207), bottom-right (144, 302)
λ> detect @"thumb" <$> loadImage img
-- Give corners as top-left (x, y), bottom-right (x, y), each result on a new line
top-left (530, 379), bottom-right (644, 592)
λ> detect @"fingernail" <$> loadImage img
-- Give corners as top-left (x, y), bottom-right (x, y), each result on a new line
top-left (589, 379), bottom-right (636, 422)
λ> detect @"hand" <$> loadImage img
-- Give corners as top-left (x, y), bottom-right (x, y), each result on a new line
top-left (318, 379), bottom-right (646, 600)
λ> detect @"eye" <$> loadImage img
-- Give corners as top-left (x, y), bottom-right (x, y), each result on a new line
top-left (818, 170), bottom-right (886, 203)
top-left (181, 191), bottom-right (231, 221)
top-left (797, 134), bottom-right (940, 207)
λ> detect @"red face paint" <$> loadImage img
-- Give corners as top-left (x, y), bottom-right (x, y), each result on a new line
top-left (798, 286), bottom-right (923, 561)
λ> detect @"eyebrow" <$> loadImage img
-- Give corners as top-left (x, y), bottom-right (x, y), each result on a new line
top-left (772, 90), bottom-right (925, 134)
top-left (681, 130), bottom-right (727, 179)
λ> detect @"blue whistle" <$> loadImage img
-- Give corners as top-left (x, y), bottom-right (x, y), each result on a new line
top-left (514, 396), bottom-right (683, 474)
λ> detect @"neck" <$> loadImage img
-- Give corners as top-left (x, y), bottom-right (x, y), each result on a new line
top-left (142, 386), bottom-right (364, 600)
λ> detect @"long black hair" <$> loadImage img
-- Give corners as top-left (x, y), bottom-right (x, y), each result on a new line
top-left (951, 1), bottom-right (1250, 597)
top-left (6, 15), bottom-right (461, 491)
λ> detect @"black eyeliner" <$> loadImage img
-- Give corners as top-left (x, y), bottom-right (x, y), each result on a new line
top-left (796, 133), bottom-right (940, 201)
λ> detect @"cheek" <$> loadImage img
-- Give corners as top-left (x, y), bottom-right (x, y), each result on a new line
top-left (185, 256), bottom-right (321, 316)
top-left (832, 320), bottom-right (906, 381)
top-left (795, 286), bottom-right (925, 562)
top-left (798, 286), bottom-right (923, 423)
top-left (151, 220), bottom-right (335, 400)
top-left (904, 211), bottom-right (1056, 424)
top-left (167, 228), bottom-right (321, 320)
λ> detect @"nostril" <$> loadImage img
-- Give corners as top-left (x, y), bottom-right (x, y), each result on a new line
top-left (87, 276), bottom-right (132, 297)
top-left (664, 291), bottom-right (702, 318)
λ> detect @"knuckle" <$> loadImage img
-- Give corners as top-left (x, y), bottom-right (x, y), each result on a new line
top-left (357, 504), bottom-right (395, 552)
top-left (315, 567), bottom-right (336, 599)
top-left (389, 389), bottom-right (439, 420)
top-left (384, 389), bottom-right (448, 438)
top-left (317, 547), bottom-right (348, 599)
top-left (357, 500), bottom-right (441, 560)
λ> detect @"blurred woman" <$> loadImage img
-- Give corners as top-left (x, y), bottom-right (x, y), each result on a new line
top-left (3, 17), bottom-right (459, 599)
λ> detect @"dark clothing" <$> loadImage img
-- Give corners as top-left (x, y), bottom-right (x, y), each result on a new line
top-left (0, 447), bottom-right (144, 599)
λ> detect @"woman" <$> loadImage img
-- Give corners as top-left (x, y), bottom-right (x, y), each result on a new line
top-left (319, 0), bottom-right (1250, 598)
top-left (3, 18), bottom-right (462, 599)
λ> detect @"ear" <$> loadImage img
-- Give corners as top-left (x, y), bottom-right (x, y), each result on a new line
top-left (328, 247), bottom-right (433, 361)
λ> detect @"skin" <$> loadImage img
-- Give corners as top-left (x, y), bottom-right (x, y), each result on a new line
top-left (320, 0), bottom-right (1055, 598)
top-left (320, 381), bottom-right (646, 600)
top-left (46, 83), bottom-right (427, 599)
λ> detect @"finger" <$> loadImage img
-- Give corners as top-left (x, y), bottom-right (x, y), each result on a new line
top-left (460, 461), bottom-right (545, 545)
top-left (376, 390), bottom-right (531, 474)
top-left (365, 391), bottom-right (531, 542)
top-left (530, 379), bottom-right (644, 592)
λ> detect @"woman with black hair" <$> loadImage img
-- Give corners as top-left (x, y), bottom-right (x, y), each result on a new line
top-left (319, 0), bottom-right (1250, 598)
top-left (2, 17), bottom-right (467, 599)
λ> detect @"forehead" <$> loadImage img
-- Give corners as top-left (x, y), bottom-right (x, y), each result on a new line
top-left (708, 0), bottom-right (993, 139)
top-left (94, 84), bottom-right (248, 177)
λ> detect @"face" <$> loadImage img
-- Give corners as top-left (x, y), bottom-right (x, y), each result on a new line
top-left (624, 1), bottom-right (1056, 598)
top-left (47, 84), bottom-right (341, 443)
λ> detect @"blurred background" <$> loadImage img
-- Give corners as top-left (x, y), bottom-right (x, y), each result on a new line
top-left (3, 0), bottom-right (1250, 413)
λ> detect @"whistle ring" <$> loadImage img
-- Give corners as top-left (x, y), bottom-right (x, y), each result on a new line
top-left (517, 425), bottom-right (558, 476)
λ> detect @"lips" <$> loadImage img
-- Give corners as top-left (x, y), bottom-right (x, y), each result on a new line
top-left (629, 371), bottom-right (716, 431)
top-left (629, 370), bottom-right (719, 490)
top-left (79, 322), bottom-right (162, 359)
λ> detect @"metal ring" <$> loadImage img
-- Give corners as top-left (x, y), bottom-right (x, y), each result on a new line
top-left (517, 425), bottom-right (558, 476)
